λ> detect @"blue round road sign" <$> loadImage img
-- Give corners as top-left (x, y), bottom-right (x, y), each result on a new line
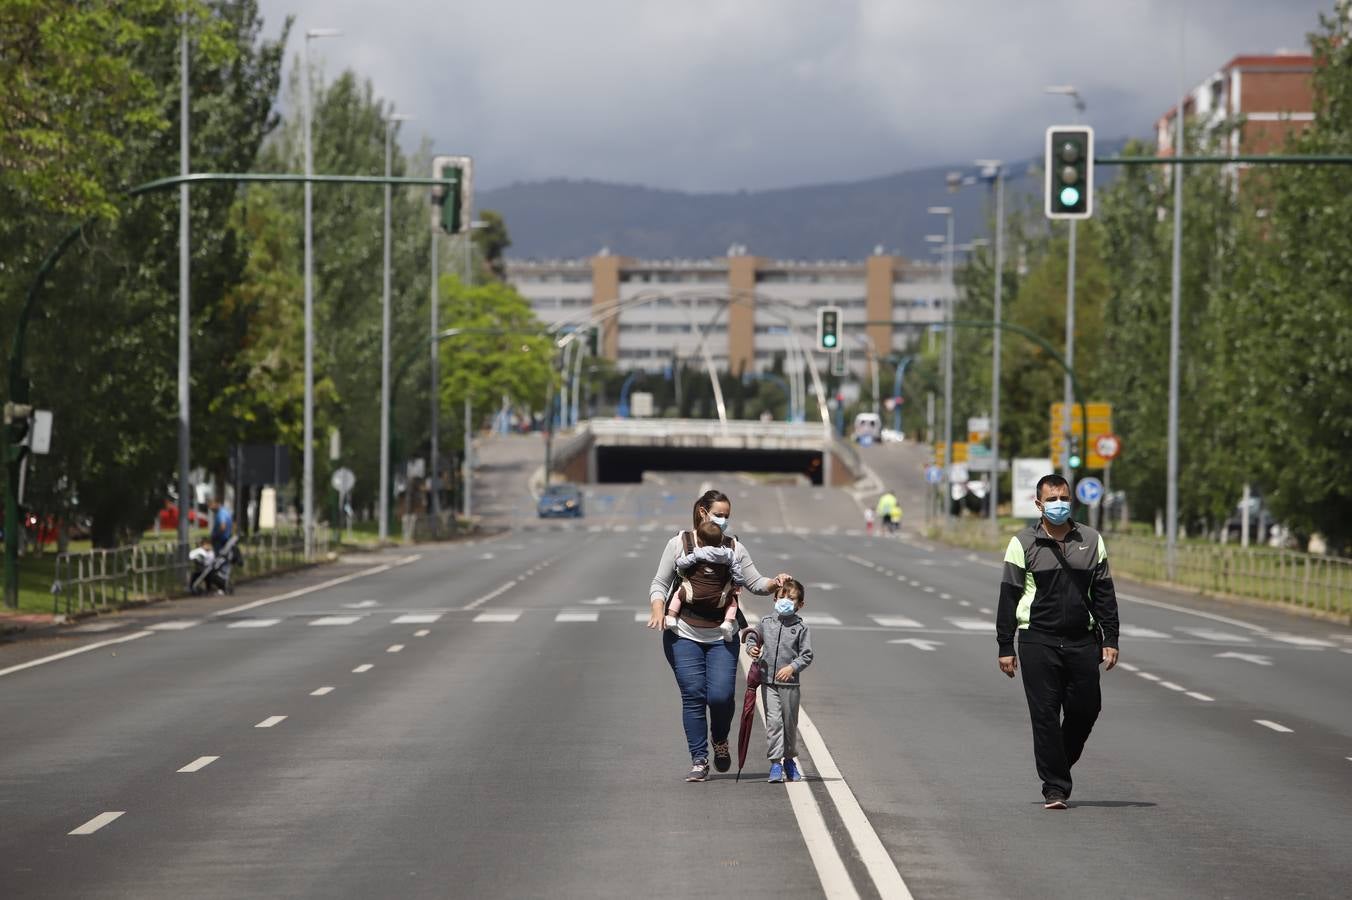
top-left (924, 465), bottom-right (943, 485)
top-left (1075, 476), bottom-right (1104, 506)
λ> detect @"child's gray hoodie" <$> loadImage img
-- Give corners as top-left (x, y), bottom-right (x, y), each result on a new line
top-left (745, 613), bottom-right (813, 685)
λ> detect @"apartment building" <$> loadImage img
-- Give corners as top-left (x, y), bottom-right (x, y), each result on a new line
top-left (507, 250), bottom-right (955, 374)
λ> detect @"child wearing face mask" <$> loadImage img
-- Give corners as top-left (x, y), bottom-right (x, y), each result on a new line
top-left (744, 578), bottom-right (813, 783)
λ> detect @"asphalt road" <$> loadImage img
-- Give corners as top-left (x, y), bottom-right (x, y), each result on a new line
top-left (3, 460), bottom-right (1349, 898)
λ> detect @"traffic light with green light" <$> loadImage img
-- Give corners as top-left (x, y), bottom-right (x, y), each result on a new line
top-left (817, 306), bottom-right (841, 352)
top-left (1044, 126), bottom-right (1094, 220)
top-left (1068, 435), bottom-right (1083, 469)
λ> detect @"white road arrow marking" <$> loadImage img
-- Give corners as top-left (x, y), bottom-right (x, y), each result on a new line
top-left (1215, 651), bottom-right (1273, 666)
top-left (888, 638), bottom-right (944, 651)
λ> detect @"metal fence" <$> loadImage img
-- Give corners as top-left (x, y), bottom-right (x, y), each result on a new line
top-left (928, 520), bottom-right (1352, 621)
top-left (51, 529), bottom-right (321, 617)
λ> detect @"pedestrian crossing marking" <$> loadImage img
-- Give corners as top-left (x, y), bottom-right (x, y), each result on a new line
top-left (473, 611), bottom-right (522, 623)
top-left (226, 618), bottom-right (282, 629)
top-left (947, 618), bottom-right (993, 632)
top-left (556, 611), bottom-right (599, 622)
top-left (799, 614), bottom-right (841, 626)
top-left (871, 616), bottom-right (924, 629)
top-left (310, 616), bottom-right (363, 626)
top-left (392, 614), bottom-right (442, 624)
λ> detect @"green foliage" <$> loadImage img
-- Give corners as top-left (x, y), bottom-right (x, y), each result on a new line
top-left (472, 209), bottom-right (512, 281)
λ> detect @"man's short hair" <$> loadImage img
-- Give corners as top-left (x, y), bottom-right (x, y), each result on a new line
top-left (695, 519), bottom-right (724, 547)
top-left (1036, 473), bottom-right (1071, 499)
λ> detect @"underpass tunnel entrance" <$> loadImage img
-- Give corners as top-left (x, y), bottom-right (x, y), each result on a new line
top-left (595, 446), bottom-right (824, 485)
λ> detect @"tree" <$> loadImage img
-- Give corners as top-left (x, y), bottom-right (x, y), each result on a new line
top-left (472, 209), bottom-right (511, 282)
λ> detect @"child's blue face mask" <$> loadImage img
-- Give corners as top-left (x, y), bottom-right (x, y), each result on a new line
top-left (774, 598), bottom-right (797, 616)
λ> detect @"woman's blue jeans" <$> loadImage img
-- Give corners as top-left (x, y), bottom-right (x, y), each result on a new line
top-left (663, 631), bottom-right (739, 762)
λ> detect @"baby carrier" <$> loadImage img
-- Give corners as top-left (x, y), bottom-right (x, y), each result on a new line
top-left (672, 530), bottom-right (739, 627)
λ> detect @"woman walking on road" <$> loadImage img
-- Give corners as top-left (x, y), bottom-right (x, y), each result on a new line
top-left (647, 489), bottom-right (789, 782)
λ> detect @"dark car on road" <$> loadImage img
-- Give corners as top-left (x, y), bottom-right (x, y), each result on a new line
top-left (537, 484), bottom-right (584, 518)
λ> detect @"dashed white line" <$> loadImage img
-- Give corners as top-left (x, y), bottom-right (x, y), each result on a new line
top-left (465, 580), bottom-right (518, 611)
top-left (254, 716), bottom-right (287, 728)
top-left (352, 664), bottom-right (373, 673)
top-left (1186, 692), bottom-right (1215, 702)
top-left (309, 615), bottom-right (362, 626)
top-left (414, 629), bottom-right (431, 637)
top-left (386, 644), bottom-right (404, 653)
top-left (871, 615), bottom-right (924, 629)
top-left (556, 611), bottom-right (599, 623)
top-left (226, 618), bottom-right (282, 629)
top-left (212, 555), bottom-right (421, 617)
top-left (1255, 719), bottom-right (1293, 733)
top-left (1159, 681), bottom-right (1187, 692)
top-left (310, 686), bottom-right (335, 696)
top-left (0, 630), bottom-right (154, 679)
top-left (1116, 662), bottom-right (1140, 672)
top-left (392, 614), bottom-right (441, 624)
top-left (69, 812), bottom-right (124, 835)
top-left (177, 756), bottom-right (219, 773)
top-left (473, 611), bottom-right (522, 623)
top-left (149, 619), bottom-right (202, 631)
top-left (939, 593), bottom-right (952, 600)
top-left (1137, 672), bottom-right (1161, 682)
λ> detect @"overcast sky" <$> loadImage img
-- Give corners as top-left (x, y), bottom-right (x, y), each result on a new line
top-left (257, 0), bottom-right (1336, 192)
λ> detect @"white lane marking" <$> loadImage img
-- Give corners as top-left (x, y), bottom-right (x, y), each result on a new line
top-left (1118, 592), bottom-right (1267, 633)
top-left (1138, 672), bottom-right (1161, 681)
top-left (254, 716), bottom-right (287, 728)
top-left (634, 611), bottom-right (652, 622)
top-left (939, 593), bottom-right (952, 601)
top-left (587, 525), bottom-right (603, 533)
top-left (342, 600), bottom-right (380, 609)
top-left (1269, 634), bottom-right (1336, 648)
top-left (414, 629), bottom-right (431, 637)
top-left (846, 555), bottom-right (875, 569)
top-left (147, 620), bottom-right (200, 631)
top-left (1255, 719), bottom-right (1293, 734)
top-left (613, 525), bottom-right (630, 533)
top-left (796, 704), bottom-right (915, 898)
top-left (69, 812), bottom-right (124, 835)
top-left (478, 552), bottom-right (496, 560)
top-left (0, 630), bottom-right (153, 679)
top-left (310, 686), bottom-right (335, 696)
top-left (908, 581), bottom-right (922, 588)
top-left (871, 615), bottom-right (924, 629)
top-left (1116, 662), bottom-right (1140, 672)
top-left (1214, 651), bottom-right (1273, 667)
top-left (800, 614), bottom-right (841, 626)
top-left (582, 596), bottom-right (619, 605)
top-left (473, 611), bottom-right (522, 623)
top-left (1118, 624), bottom-right (1170, 639)
top-left (958, 600), bottom-right (972, 607)
top-left (922, 586), bottom-right (935, 594)
top-left (226, 618), bottom-right (282, 629)
top-left (386, 644), bottom-right (404, 653)
top-left (309, 616), bottom-right (362, 626)
top-left (464, 580), bottom-right (518, 611)
top-left (392, 614), bottom-right (441, 624)
top-left (212, 555), bottom-right (420, 617)
top-left (178, 756), bottom-right (219, 773)
top-left (352, 664), bottom-right (374, 673)
top-left (556, 611), bottom-right (599, 623)
top-left (810, 583), bottom-right (839, 592)
top-left (71, 622), bottom-right (124, 633)
top-left (889, 638), bottom-right (943, 651)
top-left (1178, 627), bottom-right (1253, 643)
top-left (978, 607), bottom-right (993, 616)
top-left (947, 618), bottom-right (993, 632)
top-left (1159, 681), bottom-right (1187, 691)
top-left (624, 552), bottom-right (640, 558)
top-left (1186, 692), bottom-right (1215, 702)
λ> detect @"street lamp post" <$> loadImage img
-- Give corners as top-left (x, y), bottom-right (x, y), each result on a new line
top-left (177, 20), bottom-right (191, 551)
top-left (928, 206), bottom-right (955, 521)
top-left (302, 26), bottom-right (341, 559)
top-left (1045, 85), bottom-right (1085, 483)
top-left (976, 160), bottom-right (1006, 526)
top-left (379, 111), bottom-right (413, 543)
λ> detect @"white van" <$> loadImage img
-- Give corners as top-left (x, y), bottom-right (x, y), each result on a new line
top-left (853, 412), bottom-right (882, 444)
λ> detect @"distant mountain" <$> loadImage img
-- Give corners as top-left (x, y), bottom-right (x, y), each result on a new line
top-left (482, 139), bottom-right (1129, 262)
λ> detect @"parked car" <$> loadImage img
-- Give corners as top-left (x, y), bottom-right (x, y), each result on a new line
top-left (537, 484), bottom-right (584, 518)
top-left (853, 412), bottom-right (882, 445)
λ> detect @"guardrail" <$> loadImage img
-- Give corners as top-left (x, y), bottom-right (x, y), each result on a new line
top-left (51, 529), bottom-right (322, 617)
top-left (585, 417), bottom-right (830, 441)
top-left (927, 520), bottom-right (1352, 621)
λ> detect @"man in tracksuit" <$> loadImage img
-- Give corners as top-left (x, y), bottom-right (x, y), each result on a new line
top-left (996, 473), bottom-right (1120, 809)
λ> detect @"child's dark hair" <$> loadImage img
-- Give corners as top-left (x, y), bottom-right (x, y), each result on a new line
top-left (695, 519), bottom-right (723, 547)
top-left (780, 578), bottom-right (805, 605)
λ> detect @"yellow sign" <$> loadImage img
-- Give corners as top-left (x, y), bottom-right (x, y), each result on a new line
top-left (1049, 402), bottom-right (1114, 468)
top-left (932, 441), bottom-right (970, 464)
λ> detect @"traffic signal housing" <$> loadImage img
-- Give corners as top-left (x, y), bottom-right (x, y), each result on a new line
top-left (1044, 126), bottom-right (1094, 219)
top-left (817, 306), bottom-right (841, 352)
top-left (431, 155), bottom-right (473, 234)
top-left (1067, 434), bottom-right (1083, 469)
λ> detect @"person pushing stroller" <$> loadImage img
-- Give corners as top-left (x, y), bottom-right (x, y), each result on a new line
top-left (745, 578), bottom-right (813, 783)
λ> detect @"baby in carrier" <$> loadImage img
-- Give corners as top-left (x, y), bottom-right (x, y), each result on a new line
top-left (665, 519), bottom-right (745, 640)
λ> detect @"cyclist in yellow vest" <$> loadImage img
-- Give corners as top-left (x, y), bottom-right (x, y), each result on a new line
top-left (875, 492), bottom-right (900, 534)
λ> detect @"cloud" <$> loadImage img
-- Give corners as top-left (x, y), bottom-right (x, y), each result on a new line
top-left (258, 0), bottom-right (1334, 191)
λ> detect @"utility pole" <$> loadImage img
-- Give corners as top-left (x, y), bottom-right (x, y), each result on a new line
top-left (429, 220), bottom-right (440, 516)
top-left (380, 111), bottom-right (412, 543)
top-left (977, 160), bottom-right (1005, 526)
top-left (177, 19), bottom-right (191, 552)
top-left (1166, 15), bottom-right (1186, 579)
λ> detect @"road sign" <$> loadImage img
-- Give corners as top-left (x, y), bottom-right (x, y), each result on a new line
top-left (1075, 476), bottom-right (1104, 506)
top-left (924, 465), bottom-right (943, 485)
top-left (1095, 433), bottom-right (1122, 461)
top-left (331, 467), bottom-right (355, 495)
top-left (1013, 458), bottom-right (1052, 518)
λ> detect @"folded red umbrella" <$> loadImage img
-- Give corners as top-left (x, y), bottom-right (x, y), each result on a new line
top-left (736, 629), bottom-right (765, 782)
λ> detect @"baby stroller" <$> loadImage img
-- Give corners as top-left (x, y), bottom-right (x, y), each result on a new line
top-left (189, 535), bottom-right (241, 595)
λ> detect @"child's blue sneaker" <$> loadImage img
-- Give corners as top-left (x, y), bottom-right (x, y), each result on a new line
top-left (785, 759), bottom-right (803, 782)
top-left (768, 762), bottom-right (784, 783)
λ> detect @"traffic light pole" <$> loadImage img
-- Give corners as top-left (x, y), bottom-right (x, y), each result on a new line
top-left (1061, 219), bottom-right (1076, 482)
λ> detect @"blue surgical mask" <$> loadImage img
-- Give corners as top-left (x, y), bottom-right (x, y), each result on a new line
top-left (774, 598), bottom-right (797, 616)
top-left (1042, 500), bottom-right (1072, 526)
top-left (710, 515), bottom-right (728, 531)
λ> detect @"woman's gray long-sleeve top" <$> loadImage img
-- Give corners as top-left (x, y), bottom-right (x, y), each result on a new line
top-left (648, 533), bottom-right (777, 604)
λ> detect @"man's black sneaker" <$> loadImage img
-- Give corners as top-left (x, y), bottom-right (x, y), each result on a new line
top-left (1043, 794), bottom-right (1069, 810)
top-left (686, 759), bottom-right (710, 782)
top-left (712, 740), bottom-right (732, 773)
